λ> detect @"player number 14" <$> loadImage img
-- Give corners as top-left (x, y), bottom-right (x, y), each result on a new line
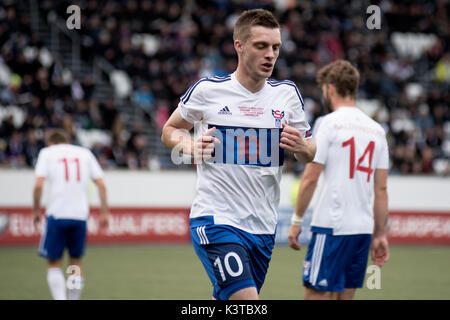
top-left (342, 137), bottom-right (375, 182)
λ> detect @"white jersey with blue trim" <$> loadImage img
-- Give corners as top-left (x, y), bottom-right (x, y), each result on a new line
top-left (310, 107), bottom-right (389, 235)
top-left (178, 72), bottom-right (311, 234)
top-left (35, 144), bottom-right (104, 221)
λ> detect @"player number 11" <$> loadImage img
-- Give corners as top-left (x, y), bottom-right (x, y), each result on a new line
top-left (60, 158), bottom-right (80, 182)
top-left (342, 137), bottom-right (375, 182)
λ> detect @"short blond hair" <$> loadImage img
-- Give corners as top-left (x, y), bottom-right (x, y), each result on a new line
top-left (233, 9), bottom-right (280, 43)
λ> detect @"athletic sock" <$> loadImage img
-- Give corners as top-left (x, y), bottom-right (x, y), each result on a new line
top-left (47, 268), bottom-right (67, 300)
top-left (67, 276), bottom-right (84, 300)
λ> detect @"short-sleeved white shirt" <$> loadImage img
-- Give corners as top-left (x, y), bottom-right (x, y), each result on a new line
top-left (310, 106), bottom-right (389, 235)
top-left (35, 144), bottom-right (103, 220)
top-left (179, 72), bottom-right (311, 234)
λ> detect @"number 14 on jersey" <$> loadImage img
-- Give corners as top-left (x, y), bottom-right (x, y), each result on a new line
top-left (342, 137), bottom-right (375, 182)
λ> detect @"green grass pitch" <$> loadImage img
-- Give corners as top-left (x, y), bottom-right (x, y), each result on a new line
top-left (0, 244), bottom-right (449, 299)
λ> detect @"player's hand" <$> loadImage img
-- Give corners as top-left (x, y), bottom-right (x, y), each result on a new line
top-left (33, 211), bottom-right (41, 231)
top-left (280, 123), bottom-right (307, 154)
top-left (99, 212), bottom-right (110, 230)
top-left (371, 235), bottom-right (389, 267)
top-left (288, 224), bottom-right (302, 250)
top-left (193, 127), bottom-right (221, 162)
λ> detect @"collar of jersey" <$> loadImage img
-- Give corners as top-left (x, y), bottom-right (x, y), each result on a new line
top-left (336, 106), bottom-right (358, 111)
top-left (231, 72), bottom-right (267, 96)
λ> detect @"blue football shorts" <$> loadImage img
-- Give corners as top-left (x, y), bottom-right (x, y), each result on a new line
top-left (38, 215), bottom-right (87, 260)
top-left (302, 227), bottom-right (372, 292)
top-left (190, 216), bottom-right (275, 300)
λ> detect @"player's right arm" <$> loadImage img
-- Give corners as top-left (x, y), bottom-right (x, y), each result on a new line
top-left (161, 108), bottom-right (220, 160)
top-left (161, 108), bottom-right (195, 154)
top-left (33, 149), bottom-right (48, 230)
top-left (161, 80), bottom-right (220, 160)
top-left (288, 117), bottom-right (329, 250)
top-left (371, 168), bottom-right (389, 267)
top-left (288, 162), bottom-right (323, 250)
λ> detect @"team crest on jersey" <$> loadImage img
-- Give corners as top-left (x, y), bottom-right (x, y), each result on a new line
top-left (305, 130), bottom-right (312, 138)
top-left (272, 109), bottom-right (285, 127)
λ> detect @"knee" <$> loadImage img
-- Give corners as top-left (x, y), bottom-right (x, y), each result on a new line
top-left (229, 287), bottom-right (259, 300)
top-left (303, 287), bottom-right (332, 300)
top-left (47, 259), bottom-right (62, 269)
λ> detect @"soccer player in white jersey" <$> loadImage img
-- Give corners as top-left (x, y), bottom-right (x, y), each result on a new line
top-left (33, 129), bottom-right (110, 300)
top-left (288, 60), bottom-right (390, 300)
top-left (161, 9), bottom-right (316, 300)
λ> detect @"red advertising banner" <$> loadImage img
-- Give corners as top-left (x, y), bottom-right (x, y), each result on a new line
top-left (388, 211), bottom-right (450, 245)
top-left (0, 207), bottom-right (190, 245)
top-left (0, 207), bottom-right (449, 245)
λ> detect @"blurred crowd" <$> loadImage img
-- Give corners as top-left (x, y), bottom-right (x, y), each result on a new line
top-left (0, 0), bottom-right (151, 169)
top-left (0, 0), bottom-right (449, 174)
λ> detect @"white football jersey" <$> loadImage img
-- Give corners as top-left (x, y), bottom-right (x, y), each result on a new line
top-left (35, 144), bottom-right (104, 220)
top-left (311, 106), bottom-right (389, 235)
top-left (179, 72), bottom-right (311, 234)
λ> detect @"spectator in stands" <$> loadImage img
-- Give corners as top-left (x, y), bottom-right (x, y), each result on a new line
top-left (22, 129), bottom-right (44, 167)
top-left (6, 130), bottom-right (26, 167)
top-left (0, 0), bottom-right (448, 174)
top-left (99, 98), bottom-right (118, 132)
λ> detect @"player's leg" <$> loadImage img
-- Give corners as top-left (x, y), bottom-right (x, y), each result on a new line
top-left (303, 287), bottom-right (333, 300)
top-left (66, 256), bottom-right (84, 300)
top-left (190, 222), bottom-right (263, 300)
top-left (46, 258), bottom-right (67, 300)
top-left (341, 234), bottom-right (372, 300)
top-left (303, 287), bottom-right (353, 300)
top-left (210, 228), bottom-right (274, 300)
top-left (68, 257), bottom-right (82, 275)
top-left (66, 219), bottom-right (87, 300)
top-left (39, 216), bottom-right (67, 300)
top-left (229, 287), bottom-right (259, 300)
top-left (302, 230), bottom-right (350, 300)
top-left (238, 232), bottom-right (275, 300)
top-left (204, 242), bottom-right (256, 300)
top-left (336, 288), bottom-right (357, 300)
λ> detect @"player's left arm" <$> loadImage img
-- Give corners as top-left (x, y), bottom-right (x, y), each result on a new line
top-left (89, 150), bottom-right (110, 230)
top-left (93, 178), bottom-right (110, 229)
top-left (280, 85), bottom-right (316, 163)
top-left (371, 132), bottom-right (390, 267)
top-left (280, 123), bottom-right (316, 163)
top-left (371, 168), bottom-right (389, 267)
top-left (32, 177), bottom-right (45, 229)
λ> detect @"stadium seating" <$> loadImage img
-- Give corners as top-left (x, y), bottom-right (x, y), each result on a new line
top-left (0, 0), bottom-right (448, 174)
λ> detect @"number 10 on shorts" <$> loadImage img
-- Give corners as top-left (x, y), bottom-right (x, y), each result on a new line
top-left (207, 243), bottom-right (252, 286)
top-left (214, 252), bottom-right (244, 282)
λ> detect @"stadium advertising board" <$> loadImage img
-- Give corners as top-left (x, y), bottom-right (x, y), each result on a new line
top-left (0, 207), bottom-right (449, 245)
top-left (0, 207), bottom-right (190, 245)
top-left (275, 209), bottom-right (450, 245)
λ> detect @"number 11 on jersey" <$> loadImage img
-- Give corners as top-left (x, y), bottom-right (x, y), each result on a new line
top-left (342, 137), bottom-right (375, 182)
top-left (60, 158), bottom-right (80, 182)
